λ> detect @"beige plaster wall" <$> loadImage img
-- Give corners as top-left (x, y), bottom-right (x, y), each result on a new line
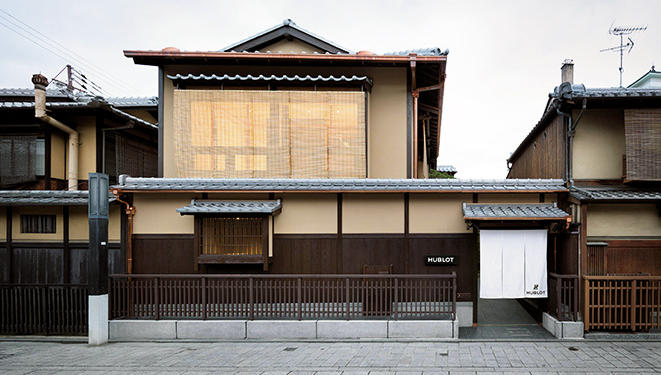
top-left (260, 39), bottom-right (324, 54)
top-left (343, 193), bottom-right (404, 233)
top-left (50, 132), bottom-right (66, 180)
top-left (572, 109), bottom-right (625, 180)
top-left (124, 109), bottom-right (157, 124)
top-left (133, 194), bottom-right (194, 234)
top-left (68, 206), bottom-right (88, 241)
top-left (587, 204), bottom-right (661, 237)
top-left (409, 194), bottom-right (472, 233)
top-left (77, 117), bottom-right (97, 181)
top-left (477, 193), bottom-right (540, 203)
top-left (12, 206), bottom-right (63, 241)
top-left (162, 65), bottom-right (408, 179)
top-left (274, 194), bottom-right (337, 234)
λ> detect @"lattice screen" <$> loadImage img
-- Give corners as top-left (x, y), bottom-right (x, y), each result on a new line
top-left (625, 109), bottom-right (661, 181)
top-left (173, 90), bottom-right (366, 178)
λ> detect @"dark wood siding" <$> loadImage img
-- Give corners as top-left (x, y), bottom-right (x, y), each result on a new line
top-left (271, 234), bottom-right (339, 274)
top-left (603, 240), bottom-right (661, 275)
top-left (508, 114), bottom-right (566, 179)
top-left (1, 242), bottom-right (120, 284)
top-left (132, 234), bottom-right (195, 274)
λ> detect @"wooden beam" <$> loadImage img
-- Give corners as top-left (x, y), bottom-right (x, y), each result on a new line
top-left (63, 206), bottom-right (70, 284)
top-left (336, 193), bottom-right (343, 273)
top-left (6, 206), bottom-right (12, 283)
top-left (404, 193), bottom-right (409, 274)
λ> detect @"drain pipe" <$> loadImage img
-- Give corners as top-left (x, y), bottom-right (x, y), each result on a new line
top-left (557, 98), bottom-right (587, 186)
top-left (32, 74), bottom-right (79, 191)
top-left (112, 187), bottom-right (135, 274)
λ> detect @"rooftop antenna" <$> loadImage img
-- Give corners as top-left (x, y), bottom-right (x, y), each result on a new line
top-left (600, 23), bottom-right (647, 87)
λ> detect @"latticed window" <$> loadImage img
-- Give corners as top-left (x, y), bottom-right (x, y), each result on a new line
top-left (197, 216), bottom-right (267, 260)
top-left (21, 215), bottom-right (56, 233)
top-left (0, 135), bottom-right (45, 187)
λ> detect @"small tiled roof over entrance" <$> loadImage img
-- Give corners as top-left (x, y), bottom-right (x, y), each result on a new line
top-left (176, 199), bottom-right (282, 215)
top-left (0, 190), bottom-right (115, 206)
top-left (114, 176), bottom-right (567, 193)
top-left (570, 185), bottom-right (661, 201)
top-left (462, 203), bottom-right (570, 220)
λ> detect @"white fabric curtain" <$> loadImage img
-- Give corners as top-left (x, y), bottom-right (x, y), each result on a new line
top-left (479, 229), bottom-right (548, 299)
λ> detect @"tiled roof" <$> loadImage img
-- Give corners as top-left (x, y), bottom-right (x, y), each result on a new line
top-left (570, 186), bottom-right (661, 201)
top-left (552, 83), bottom-right (661, 99)
top-left (106, 97), bottom-right (158, 107)
top-left (114, 176), bottom-right (567, 193)
top-left (0, 97), bottom-right (157, 129)
top-left (384, 48), bottom-right (449, 56)
top-left (177, 199), bottom-right (282, 215)
top-left (0, 87), bottom-right (70, 98)
top-left (436, 165), bottom-right (457, 173)
top-left (463, 203), bottom-right (570, 220)
top-left (0, 190), bottom-right (115, 206)
top-left (167, 74), bottom-right (373, 86)
top-left (222, 19), bottom-right (351, 54)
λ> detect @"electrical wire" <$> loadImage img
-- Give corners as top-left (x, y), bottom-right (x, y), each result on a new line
top-left (0, 9), bottom-right (137, 95)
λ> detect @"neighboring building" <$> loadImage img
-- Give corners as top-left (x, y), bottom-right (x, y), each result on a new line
top-left (436, 165), bottom-right (457, 177)
top-left (629, 66), bottom-right (661, 88)
top-left (0, 80), bottom-right (158, 284)
top-left (114, 19), bottom-right (573, 329)
top-left (507, 60), bottom-right (661, 331)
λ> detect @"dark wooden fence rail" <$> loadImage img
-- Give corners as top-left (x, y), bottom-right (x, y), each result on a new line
top-left (109, 273), bottom-right (457, 321)
top-left (0, 284), bottom-right (89, 335)
top-left (547, 272), bottom-right (579, 321)
top-left (584, 275), bottom-right (661, 332)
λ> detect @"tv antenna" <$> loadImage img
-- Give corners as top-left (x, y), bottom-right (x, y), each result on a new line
top-left (600, 24), bottom-right (647, 87)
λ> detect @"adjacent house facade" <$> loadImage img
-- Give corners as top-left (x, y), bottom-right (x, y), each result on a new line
top-left (507, 60), bottom-right (661, 331)
top-left (0, 81), bottom-right (158, 286)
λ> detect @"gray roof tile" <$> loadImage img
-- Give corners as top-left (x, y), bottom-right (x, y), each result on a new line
top-left (0, 190), bottom-right (115, 206)
top-left (384, 48), bottom-right (449, 56)
top-left (570, 186), bottom-right (661, 201)
top-left (0, 87), bottom-right (71, 98)
top-left (167, 74), bottom-right (372, 86)
top-left (115, 176), bottom-right (567, 193)
top-left (463, 203), bottom-right (570, 220)
top-left (436, 165), bottom-right (457, 173)
top-left (177, 199), bottom-right (282, 215)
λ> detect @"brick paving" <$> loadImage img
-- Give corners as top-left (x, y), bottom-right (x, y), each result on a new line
top-left (1, 340), bottom-right (660, 374)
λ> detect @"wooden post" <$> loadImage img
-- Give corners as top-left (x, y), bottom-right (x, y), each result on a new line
top-left (631, 279), bottom-right (637, 331)
top-left (297, 277), bottom-right (302, 321)
top-left (249, 277), bottom-right (254, 320)
top-left (6, 207), bottom-right (12, 284)
top-left (154, 277), bottom-right (159, 320)
top-left (62, 206), bottom-right (70, 284)
top-left (584, 277), bottom-right (590, 331)
top-left (393, 278), bottom-right (398, 320)
top-left (345, 277), bottom-right (350, 320)
top-left (404, 193), bottom-right (409, 274)
top-left (202, 276), bottom-right (207, 320)
top-left (556, 276), bottom-right (562, 318)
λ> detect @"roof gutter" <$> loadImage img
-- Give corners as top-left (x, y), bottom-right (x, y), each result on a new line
top-left (32, 74), bottom-right (79, 191)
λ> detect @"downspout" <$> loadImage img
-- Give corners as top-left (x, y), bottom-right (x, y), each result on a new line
top-left (112, 188), bottom-right (135, 274)
top-left (410, 54), bottom-right (418, 178)
top-left (557, 98), bottom-right (587, 187)
top-left (32, 74), bottom-right (79, 191)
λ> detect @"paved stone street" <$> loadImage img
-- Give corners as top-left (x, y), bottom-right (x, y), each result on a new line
top-left (1, 340), bottom-right (661, 374)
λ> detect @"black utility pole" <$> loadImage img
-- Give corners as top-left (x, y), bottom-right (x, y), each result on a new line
top-left (88, 173), bottom-right (109, 295)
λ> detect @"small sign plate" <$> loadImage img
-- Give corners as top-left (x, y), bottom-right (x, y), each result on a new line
top-left (425, 255), bottom-right (457, 266)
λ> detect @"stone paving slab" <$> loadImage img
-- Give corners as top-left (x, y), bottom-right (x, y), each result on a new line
top-left (0, 341), bottom-right (660, 374)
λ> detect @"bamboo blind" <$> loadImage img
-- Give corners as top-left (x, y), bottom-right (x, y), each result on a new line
top-left (201, 217), bottom-right (263, 256)
top-left (174, 89), bottom-right (366, 178)
top-left (625, 109), bottom-right (661, 180)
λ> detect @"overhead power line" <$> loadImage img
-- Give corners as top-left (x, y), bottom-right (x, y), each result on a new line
top-left (0, 8), bottom-right (140, 95)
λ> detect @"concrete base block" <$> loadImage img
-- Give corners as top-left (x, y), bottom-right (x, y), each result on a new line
top-left (452, 319), bottom-right (459, 338)
top-left (177, 320), bottom-right (246, 339)
top-left (109, 320), bottom-right (176, 340)
top-left (456, 301), bottom-right (473, 327)
top-left (318, 320), bottom-right (387, 339)
top-left (246, 320), bottom-right (316, 339)
top-left (542, 312), bottom-right (584, 339)
top-left (562, 321), bottom-right (585, 339)
top-left (388, 320), bottom-right (454, 338)
top-left (88, 294), bottom-right (108, 345)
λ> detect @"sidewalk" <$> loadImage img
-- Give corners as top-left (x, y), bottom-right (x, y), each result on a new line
top-left (1, 340), bottom-right (660, 374)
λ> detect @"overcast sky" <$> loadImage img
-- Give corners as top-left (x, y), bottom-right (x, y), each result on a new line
top-left (1, 0), bottom-right (659, 178)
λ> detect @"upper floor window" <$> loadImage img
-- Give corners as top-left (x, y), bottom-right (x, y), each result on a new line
top-left (21, 214), bottom-right (56, 233)
top-left (624, 109), bottom-right (661, 181)
top-left (173, 90), bottom-right (366, 178)
top-left (0, 135), bottom-right (45, 187)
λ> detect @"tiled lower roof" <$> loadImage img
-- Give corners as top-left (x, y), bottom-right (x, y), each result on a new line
top-left (436, 165), bottom-right (457, 173)
top-left (463, 203), bottom-right (570, 220)
top-left (0, 190), bottom-right (115, 206)
top-left (114, 176), bottom-right (567, 193)
top-left (177, 199), bottom-right (282, 215)
top-left (167, 74), bottom-right (373, 86)
top-left (570, 186), bottom-right (661, 201)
